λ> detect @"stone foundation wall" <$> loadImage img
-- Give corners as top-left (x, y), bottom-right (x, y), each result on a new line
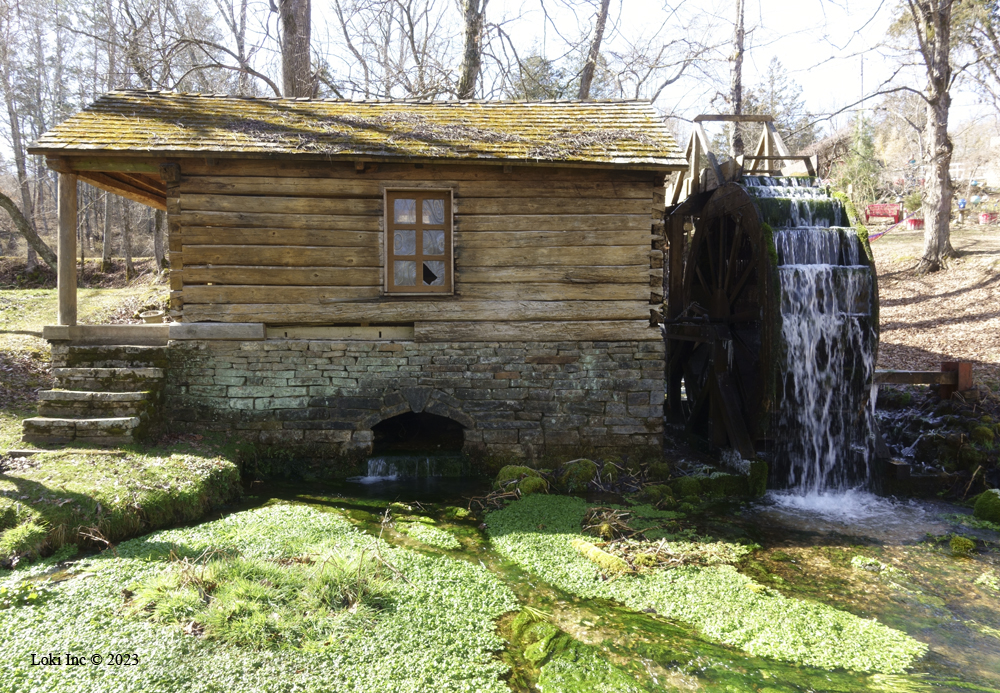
top-left (161, 339), bottom-right (664, 461)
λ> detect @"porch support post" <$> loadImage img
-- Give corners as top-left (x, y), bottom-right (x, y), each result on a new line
top-left (58, 172), bottom-right (78, 326)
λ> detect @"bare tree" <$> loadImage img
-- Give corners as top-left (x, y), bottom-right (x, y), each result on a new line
top-left (457, 0), bottom-right (488, 98)
top-left (577, 0), bottom-right (610, 99)
top-left (272, 0), bottom-right (312, 96)
top-left (729, 0), bottom-right (744, 156)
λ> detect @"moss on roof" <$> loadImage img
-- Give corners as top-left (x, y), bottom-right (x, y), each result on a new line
top-left (30, 91), bottom-right (686, 169)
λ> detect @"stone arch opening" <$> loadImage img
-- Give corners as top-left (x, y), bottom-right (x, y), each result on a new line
top-left (371, 411), bottom-right (465, 454)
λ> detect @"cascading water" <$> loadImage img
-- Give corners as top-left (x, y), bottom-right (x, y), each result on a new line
top-left (745, 176), bottom-right (879, 494)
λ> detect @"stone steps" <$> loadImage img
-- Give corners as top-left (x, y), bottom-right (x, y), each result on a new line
top-left (23, 346), bottom-right (167, 447)
top-left (21, 416), bottom-right (142, 446)
top-left (37, 390), bottom-right (154, 418)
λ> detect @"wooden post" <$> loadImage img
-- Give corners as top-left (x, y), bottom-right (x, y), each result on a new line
top-left (58, 172), bottom-right (78, 326)
top-left (940, 361), bottom-right (972, 399)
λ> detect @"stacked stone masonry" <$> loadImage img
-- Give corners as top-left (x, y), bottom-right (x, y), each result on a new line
top-left (162, 339), bottom-right (665, 459)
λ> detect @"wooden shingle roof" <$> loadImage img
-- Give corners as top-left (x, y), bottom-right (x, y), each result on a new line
top-left (30, 90), bottom-right (686, 170)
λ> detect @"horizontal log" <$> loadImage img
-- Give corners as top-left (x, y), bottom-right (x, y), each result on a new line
top-left (177, 176), bottom-right (653, 199)
top-left (182, 286), bottom-right (382, 304)
top-left (457, 245), bottom-right (645, 267)
top-left (182, 283), bottom-right (647, 304)
top-left (458, 197), bottom-right (649, 215)
top-left (179, 211), bottom-right (381, 231)
top-left (456, 230), bottom-right (650, 248)
top-left (873, 370), bottom-right (959, 385)
top-left (169, 323), bottom-right (265, 340)
top-left (179, 159), bottom-right (658, 182)
top-left (182, 300), bottom-right (649, 324)
top-left (78, 172), bottom-right (166, 211)
top-left (456, 265), bottom-right (643, 284)
top-left (456, 215), bottom-right (649, 232)
top-left (182, 266), bottom-right (379, 286)
top-left (181, 194), bottom-right (381, 216)
top-left (458, 282), bottom-right (648, 301)
top-left (181, 227), bottom-right (378, 247)
top-left (183, 245), bottom-right (380, 268)
top-left (414, 320), bottom-right (662, 342)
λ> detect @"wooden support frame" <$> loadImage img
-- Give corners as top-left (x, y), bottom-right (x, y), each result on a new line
top-left (58, 173), bottom-right (78, 326)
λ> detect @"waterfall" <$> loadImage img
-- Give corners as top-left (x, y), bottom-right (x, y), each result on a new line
top-left (767, 187), bottom-right (878, 493)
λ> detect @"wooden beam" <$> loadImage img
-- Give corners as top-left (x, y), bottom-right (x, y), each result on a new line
top-left (58, 173), bottom-right (78, 326)
top-left (694, 114), bottom-right (774, 123)
top-left (77, 171), bottom-right (167, 210)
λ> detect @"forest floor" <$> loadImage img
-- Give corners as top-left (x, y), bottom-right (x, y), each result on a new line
top-left (872, 222), bottom-right (1000, 390)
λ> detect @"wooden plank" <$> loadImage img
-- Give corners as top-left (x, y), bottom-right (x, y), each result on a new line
top-left (182, 266), bottom-right (379, 286)
top-left (458, 197), bottom-right (649, 215)
top-left (60, 157), bottom-right (162, 173)
top-left (179, 211), bottom-right (381, 231)
top-left (873, 370), bottom-right (958, 385)
top-left (457, 215), bottom-right (649, 232)
top-left (180, 194), bottom-right (381, 216)
top-left (178, 176), bottom-right (654, 199)
top-left (414, 320), bottom-right (661, 343)
top-left (78, 171), bottom-right (167, 211)
top-left (456, 266), bottom-right (642, 284)
top-left (456, 230), bottom-right (650, 248)
top-left (183, 245), bottom-right (379, 268)
top-left (456, 246), bottom-right (646, 267)
top-left (58, 173), bottom-right (78, 327)
top-left (179, 159), bottom-right (659, 182)
top-left (459, 282), bottom-right (648, 301)
top-left (181, 300), bottom-right (649, 323)
top-left (182, 286), bottom-right (381, 304)
top-left (180, 227), bottom-right (379, 247)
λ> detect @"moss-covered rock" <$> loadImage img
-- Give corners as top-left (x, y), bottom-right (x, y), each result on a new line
top-left (971, 425), bottom-right (995, 446)
top-left (518, 476), bottom-right (548, 496)
top-left (647, 461), bottom-right (672, 481)
top-left (636, 484), bottom-right (674, 506)
top-left (570, 538), bottom-right (630, 575)
top-left (958, 446), bottom-right (986, 470)
top-left (558, 459), bottom-right (598, 493)
top-left (494, 465), bottom-right (540, 490)
top-left (950, 535), bottom-right (976, 558)
top-left (973, 488), bottom-right (1000, 524)
top-left (671, 476), bottom-right (702, 499)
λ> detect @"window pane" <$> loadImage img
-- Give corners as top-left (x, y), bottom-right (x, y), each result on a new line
top-left (423, 198), bottom-right (445, 224)
top-left (394, 260), bottom-right (416, 286)
top-left (423, 229), bottom-right (445, 255)
top-left (394, 229), bottom-right (416, 255)
top-left (423, 261), bottom-right (445, 286)
top-left (394, 198), bottom-right (416, 223)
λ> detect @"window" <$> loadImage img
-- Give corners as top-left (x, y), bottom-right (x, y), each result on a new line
top-left (385, 190), bottom-right (453, 294)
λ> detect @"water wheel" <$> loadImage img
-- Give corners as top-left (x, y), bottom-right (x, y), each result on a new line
top-left (665, 183), bottom-right (781, 459)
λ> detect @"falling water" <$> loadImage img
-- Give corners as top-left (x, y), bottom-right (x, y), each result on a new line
top-left (761, 182), bottom-right (878, 494)
top-left (350, 455), bottom-right (441, 484)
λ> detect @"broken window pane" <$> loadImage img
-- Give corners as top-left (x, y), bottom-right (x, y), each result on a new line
top-left (394, 229), bottom-right (416, 255)
top-left (423, 198), bottom-right (445, 224)
top-left (394, 198), bottom-right (416, 223)
top-left (423, 229), bottom-right (445, 255)
top-left (423, 261), bottom-right (445, 286)
top-left (394, 260), bottom-right (416, 286)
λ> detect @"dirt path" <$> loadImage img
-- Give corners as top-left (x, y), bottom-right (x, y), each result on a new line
top-left (873, 223), bottom-right (1000, 389)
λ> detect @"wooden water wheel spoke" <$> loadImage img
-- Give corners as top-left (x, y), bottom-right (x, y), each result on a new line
top-left (723, 220), bottom-right (744, 292)
top-left (728, 262), bottom-right (757, 308)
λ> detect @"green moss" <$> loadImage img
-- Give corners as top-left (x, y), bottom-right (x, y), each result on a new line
top-left (442, 506), bottom-right (471, 521)
top-left (486, 495), bottom-right (927, 673)
top-left (647, 461), bottom-right (671, 481)
top-left (558, 459), bottom-right (598, 493)
top-left (671, 476), bottom-right (702, 499)
top-left (761, 222), bottom-right (779, 266)
top-left (971, 425), bottom-right (995, 446)
top-left (749, 459), bottom-right (768, 497)
top-left (636, 484), bottom-right (674, 506)
top-left (949, 535), bottom-right (976, 558)
top-left (518, 476), bottom-right (548, 496)
top-left (973, 489), bottom-right (1000, 523)
top-left (495, 465), bottom-right (540, 490)
top-left (570, 538), bottom-right (630, 575)
top-left (0, 521), bottom-right (47, 566)
top-left (396, 521), bottom-right (461, 550)
top-left (831, 191), bottom-right (873, 262)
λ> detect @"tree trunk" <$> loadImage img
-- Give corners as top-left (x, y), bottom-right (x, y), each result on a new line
top-left (153, 209), bottom-right (166, 270)
top-left (279, 0), bottom-right (312, 97)
top-left (729, 0), bottom-right (745, 157)
top-left (101, 193), bottom-right (114, 272)
top-left (122, 201), bottom-right (135, 280)
top-left (914, 0), bottom-right (956, 273)
top-left (578, 0), bottom-right (611, 100)
top-left (457, 0), bottom-right (488, 99)
top-left (0, 190), bottom-right (58, 268)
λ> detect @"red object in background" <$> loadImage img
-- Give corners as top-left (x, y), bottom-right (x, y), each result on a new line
top-left (980, 212), bottom-right (997, 225)
top-left (865, 203), bottom-right (902, 224)
top-left (905, 218), bottom-right (925, 230)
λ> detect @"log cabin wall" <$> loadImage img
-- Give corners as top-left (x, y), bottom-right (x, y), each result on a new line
top-left (158, 159), bottom-right (666, 464)
top-left (168, 159), bottom-right (661, 342)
